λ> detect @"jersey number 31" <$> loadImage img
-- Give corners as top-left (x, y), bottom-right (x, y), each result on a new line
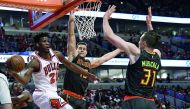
top-left (140, 68), bottom-right (156, 87)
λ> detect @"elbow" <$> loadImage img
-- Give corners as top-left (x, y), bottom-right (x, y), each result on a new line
top-left (103, 27), bottom-right (107, 37)
top-left (104, 32), bottom-right (114, 41)
top-left (103, 30), bottom-right (110, 38)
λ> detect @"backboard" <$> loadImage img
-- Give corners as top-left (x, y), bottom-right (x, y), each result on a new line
top-left (0, 0), bottom-right (63, 12)
top-left (0, 0), bottom-right (101, 31)
top-left (29, 0), bottom-right (85, 31)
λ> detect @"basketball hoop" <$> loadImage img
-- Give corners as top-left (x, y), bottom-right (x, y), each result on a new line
top-left (74, 0), bottom-right (102, 40)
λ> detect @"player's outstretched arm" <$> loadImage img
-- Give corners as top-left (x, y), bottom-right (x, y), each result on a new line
top-left (55, 51), bottom-right (99, 81)
top-left (146, 7), bottom-right (161, 57)
top-left (103, 5), bottom-right (140, 56)
top-left (67, 13), bottom-right (77, 62)
top-left (8, 59), bottom-right (39, 85)
top-left (146, 6), bottom-right (153, 31)
top-left (91, 48), bottom-right (122, 68)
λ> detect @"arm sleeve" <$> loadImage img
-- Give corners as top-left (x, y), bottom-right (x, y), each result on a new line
top-left (0, 74), bottom-right (12, 104)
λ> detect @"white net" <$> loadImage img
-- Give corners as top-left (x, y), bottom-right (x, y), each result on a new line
top-left (74, 1), bottom-right (101, 40)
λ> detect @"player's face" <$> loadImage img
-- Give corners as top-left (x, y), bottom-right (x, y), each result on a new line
top-left (77, 44), bottom-right (87, 57)
top-left (13, 83), bottom-right (23, 94)
top-left (139, 35), bottom-right (146, 49)
top-left (38, 37), bottom-right (50, 53)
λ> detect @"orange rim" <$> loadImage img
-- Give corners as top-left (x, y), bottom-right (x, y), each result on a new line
top-left (73, 0), bottom-right (102, 12)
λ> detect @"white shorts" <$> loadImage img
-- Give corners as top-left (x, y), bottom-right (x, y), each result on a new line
top-left (32, 90), bottom-right (73, 109)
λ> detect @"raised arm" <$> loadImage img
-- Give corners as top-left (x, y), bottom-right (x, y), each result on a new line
top-left (55, 51), bottom-right (99, 81)
top-left (103, 5), bottom-right (140, 57)
top-left (146, 6), bottom-right (153, 31)
top-left (67, 14), bottom-right (77, 61)
top-left (146, 7), bottom-right (161, 57)
top-left (7, 59), bottom-right (39, 85)
top-left (91, 48), bottom-right (122, 68)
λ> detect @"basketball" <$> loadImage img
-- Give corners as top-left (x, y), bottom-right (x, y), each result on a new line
top-left (6, 55), bottom-right (25, 72)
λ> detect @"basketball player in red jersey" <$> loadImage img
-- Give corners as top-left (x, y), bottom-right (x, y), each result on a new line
top-left (63, 13), bottom-right (122, 109)
top-left (103, 6), bottom-right (161, 109)
top-left (8, 33), bottom-right (99, 109)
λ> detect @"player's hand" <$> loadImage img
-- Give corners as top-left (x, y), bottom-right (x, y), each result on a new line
top-left (146, 6), bottom-right (152, 25)
top-left (104, 5), bottom-right (116, 20)
top-left (146, 6), bottom-right (153, 31)
top-left (69, 11), bottom-right (75, 21)
top-left (88, 73), bottom-right (100, 81)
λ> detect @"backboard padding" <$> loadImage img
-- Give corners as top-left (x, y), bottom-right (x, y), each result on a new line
top-left (29, 0), bottom-right (84, 31)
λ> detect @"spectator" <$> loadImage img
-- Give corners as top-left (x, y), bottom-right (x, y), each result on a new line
top-left (11, 82), bottom-right (33, 109)
top-left (166, 73), bottom-right (171, 83)
top-left (0, 72), bottom-right (13, 109)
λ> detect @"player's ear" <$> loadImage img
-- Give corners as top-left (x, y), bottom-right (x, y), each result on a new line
top-left (143, 41), bottom-right (147, 47)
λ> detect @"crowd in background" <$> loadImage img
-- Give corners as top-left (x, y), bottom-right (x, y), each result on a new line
top-left (156, 85), bottom-right (190, 109)
top-left (157, 85), bottom-right (190, 102)
top-left (104, 0), bottom-right (190, 17)
top-left (0, 30), bottom-right (190, 60)
top-left (151, 0), bottom-right (190, 17)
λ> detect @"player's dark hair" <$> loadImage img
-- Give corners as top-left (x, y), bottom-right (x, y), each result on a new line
top-left (142, 31), bottom-right (161, 48)
top-left (77, 42), bottom-right (87, 48)
top-left (34, 33), bottom-right (49, 43)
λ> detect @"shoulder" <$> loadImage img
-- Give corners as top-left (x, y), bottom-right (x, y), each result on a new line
top-left (53, 50), bottom-right (65, 61)
top-left (53, 50), bottom-right (63, 58)
top-left (28, 58), bottom-right (40, 66)
top-left (0, 73), bottom-right (8, 86)
top-left (128, 48), bottom-right (141, 64)
top-left (153, 49), bottom-right (161, 58)
top-left (27, 58), bottom-right (41, 72)
top-left (0, 73), bottom-right (7, 80)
